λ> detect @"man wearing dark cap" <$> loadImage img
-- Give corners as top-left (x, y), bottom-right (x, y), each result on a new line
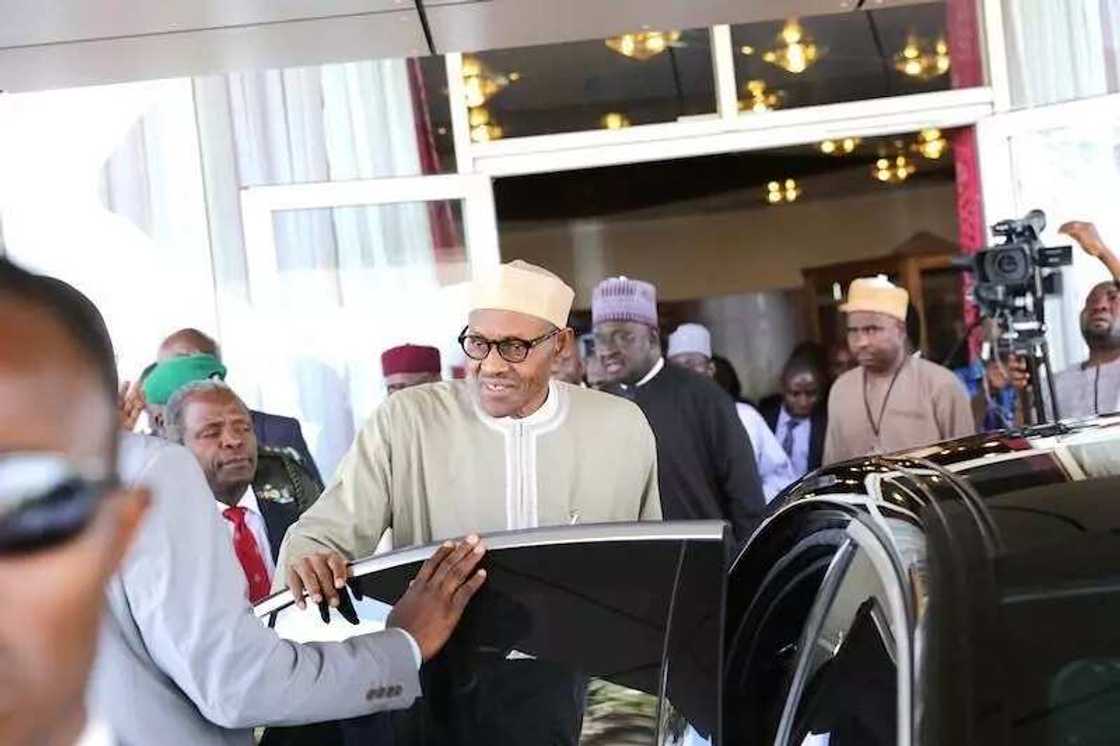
top-left (381, 344), bottom-right (442, 395)
top-left (592, 276), bottom-right (765, 545)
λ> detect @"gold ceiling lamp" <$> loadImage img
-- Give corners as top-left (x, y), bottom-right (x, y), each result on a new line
top-left (872, 154), bottom-right (917, 184)
top-left (601, 112), bottom-right (632, 130)
top-left (913, 128), bottom-right (949, 159)
top-left (739, 80), bottom-right (784, 113)
top-left (763, 18), bottom-right (824, 74)
top-left (605, 30), bottom-right (682, 61)
top-left (895, 36), bottom-right (951, 81)
top-left (766, 179), bottom-right (801, 204)
top-left (468, 106), bottom-right (503, 143)
top-left (820, 137), bottom-right (861, 156)
top-left (461, 56), bottom-right (517, 109)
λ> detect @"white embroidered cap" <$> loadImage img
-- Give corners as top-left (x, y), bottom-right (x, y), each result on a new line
top-left (470, 260), bottom-right (575, 328)
top-left (667, 323), bottom-right (712, 359)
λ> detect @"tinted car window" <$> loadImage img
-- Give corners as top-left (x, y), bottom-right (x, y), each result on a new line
top-left (784, 546), bottom-right (899, 746)
top-left (262, 531), bottom-right (726, 745)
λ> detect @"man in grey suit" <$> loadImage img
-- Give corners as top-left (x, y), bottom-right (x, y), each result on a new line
top-left (2, 259), bottom-right (488, 745)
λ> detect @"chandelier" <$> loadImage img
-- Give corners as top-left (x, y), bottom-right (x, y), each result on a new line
top-left (913, 128), bottom-right (949, 160)
top-left (763, 18), bottom-right (824, 74)
top-left (468, 106), bottom-right (503, 143)
top-left (766, 179), bottom-right (801, 204)
top-left (605, 30), bottom-right (681, 61)
top-left (872, 154), bottom-right (917, 184)
top-left (820, 137), bottom-right (861, 156)
top-left (461, 56), bottom-right (518, 109)
top-left (894, 36), bottom-right (951, 81)
top-left (739, 80), bottom-right (784, 113)
top-left (601, 112), bottom-right (632, 130)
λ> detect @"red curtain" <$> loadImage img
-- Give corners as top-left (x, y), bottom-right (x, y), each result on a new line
top-left (948, 0), bottom-right (987, 359)
top-left (407, 58), bottom-right (464, 268)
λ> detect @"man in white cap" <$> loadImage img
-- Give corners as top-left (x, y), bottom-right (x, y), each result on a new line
top-left (824, 276), bottom-right (973, 464)
top-left (667, 323), bottom-right (798, 501)
top-left (277, 260), bottom-right (661, 601)
top-left (592, 277), bottom-right (765, 546)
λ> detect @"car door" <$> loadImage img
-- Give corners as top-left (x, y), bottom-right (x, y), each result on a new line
top-left (255, 521), bottom-right (729, 746)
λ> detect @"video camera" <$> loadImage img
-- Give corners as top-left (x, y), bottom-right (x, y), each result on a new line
top-left (957, 209), bottom-right (1072, 423)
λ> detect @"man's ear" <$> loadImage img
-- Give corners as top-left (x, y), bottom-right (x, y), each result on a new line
top-left (97, 487), bottom-right (151, 576)
top-left (555, 328), bottom-right (574, 356)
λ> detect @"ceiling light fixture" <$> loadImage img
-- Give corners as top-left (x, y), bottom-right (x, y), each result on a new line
top-left (819, 137), bottom-right (861, 156)
top-left (894, 36), bottom-right (951, 81)
top-left (468, 106), bottom-right (503, 143)
top-left (461, 56), bottom-right (517, 108)
top-left (913, 128), bottom-right (949, 160)
top-left (601, 112), bottom-right (632, 130)
top-left (872, 155), bottom-right (917, 184)
top-left (763, 18), bottom-right (824, 75)
top-left (605, 30), bottom-right (682, 61)
top-left (766, 179), bottom-right (801, 204)
top-left (739, 80), bottom-right (784, 113)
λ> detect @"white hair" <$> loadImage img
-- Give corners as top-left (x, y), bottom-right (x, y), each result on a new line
top-left (163, 379), bottom-right (244, 443)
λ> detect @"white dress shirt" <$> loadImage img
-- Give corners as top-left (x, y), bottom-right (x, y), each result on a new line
top-left (776, 405), bottom-right (812, 478)
top-left (216, 488), bottom-right (277, 585)
top-left (735, 402), bottom-right (798, 502)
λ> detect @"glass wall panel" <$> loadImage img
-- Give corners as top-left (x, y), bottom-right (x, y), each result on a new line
top-left (460, 28), bottom-right (716, 139)
top-left (1003, 0), bottom-right (1120, 108)
top-left (731, 3), bottom-right (952, 114)
top-left (234, 199), bottom-right (469, 477)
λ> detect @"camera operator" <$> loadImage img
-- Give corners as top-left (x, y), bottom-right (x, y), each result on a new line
top-left (1051, 221), bottom-right (1120, 418)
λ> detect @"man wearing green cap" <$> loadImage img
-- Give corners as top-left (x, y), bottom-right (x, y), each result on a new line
top-left (152, 328), bottom-right (323, 484)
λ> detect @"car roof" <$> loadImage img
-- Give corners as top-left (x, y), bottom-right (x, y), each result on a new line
top-left (777, 415), bottom-right (1120, 554)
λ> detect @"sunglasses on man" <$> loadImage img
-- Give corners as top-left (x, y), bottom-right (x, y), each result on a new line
top-left (0, 453), bottom-right (116, 554)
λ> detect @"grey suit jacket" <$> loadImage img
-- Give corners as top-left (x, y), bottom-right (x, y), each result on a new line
top-left (88, 434), bottom-right (421, 746)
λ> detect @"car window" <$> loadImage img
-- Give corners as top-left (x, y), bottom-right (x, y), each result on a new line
top-left (780, 541), bottom-right (901, 746)
top-left (261, 529), bottom-right (726, 745)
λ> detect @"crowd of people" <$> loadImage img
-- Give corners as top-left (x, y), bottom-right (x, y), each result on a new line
top-left (3, 219), bottom-right (1119, 746)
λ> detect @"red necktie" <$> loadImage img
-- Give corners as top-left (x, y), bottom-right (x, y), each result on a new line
top-left (222, 506), bottom-right (272, 603)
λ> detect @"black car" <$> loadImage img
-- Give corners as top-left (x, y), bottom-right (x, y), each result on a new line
top-left (256, 418), bottom-right (1120, 745)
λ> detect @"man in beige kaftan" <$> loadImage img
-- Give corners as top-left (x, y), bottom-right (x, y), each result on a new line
top-left (276, 260), bottom-right (661, 605)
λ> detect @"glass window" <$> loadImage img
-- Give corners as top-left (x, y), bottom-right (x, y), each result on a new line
top-left (262, 534), bottom-right (726, 745)
top-left (731, 3), bottom-right (952, 114)
top-left (238, 199), bottom-right (469, 478)
top-left (1002, 0), bottom-right (1120, 108)
top-left (460, 28), bottom-right (716, 139)
top-left (213, 55), bottom-right (455, 189)
top-left (783, 545), bottom-right (899, 746)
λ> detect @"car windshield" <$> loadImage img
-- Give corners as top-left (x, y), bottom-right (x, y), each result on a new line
top-left (257, 523), bottom-right (728, 745)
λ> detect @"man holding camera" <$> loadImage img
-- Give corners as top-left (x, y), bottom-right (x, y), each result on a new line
top-left (1052, 221), bottom-right (1120, 418)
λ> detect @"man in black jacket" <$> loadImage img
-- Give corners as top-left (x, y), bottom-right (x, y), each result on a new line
top-left (759, 356), bottom-right (828, 478)
top-left (592, 277), bottom-right (766, 545)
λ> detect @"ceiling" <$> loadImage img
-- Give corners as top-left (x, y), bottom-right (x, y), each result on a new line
top-left (1, 0), bottom-right (939, 92)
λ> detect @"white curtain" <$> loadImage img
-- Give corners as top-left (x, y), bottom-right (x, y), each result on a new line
top-left (1003, 0), bottom-right (1120, 108)
top-left (209, 59), bottom-right (458, 477)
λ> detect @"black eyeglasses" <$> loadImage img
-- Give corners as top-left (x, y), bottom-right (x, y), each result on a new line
top-left (0, 454), bottom-right (116, 555)
top-left (458, 326), bottom-right (562, 364)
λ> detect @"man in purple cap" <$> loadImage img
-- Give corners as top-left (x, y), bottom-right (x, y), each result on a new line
top-left (592, 277), bottom-right (766, 545)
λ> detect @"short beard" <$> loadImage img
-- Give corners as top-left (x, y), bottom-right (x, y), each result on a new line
top-left (1082, 322), bottom-right (1120, 351)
